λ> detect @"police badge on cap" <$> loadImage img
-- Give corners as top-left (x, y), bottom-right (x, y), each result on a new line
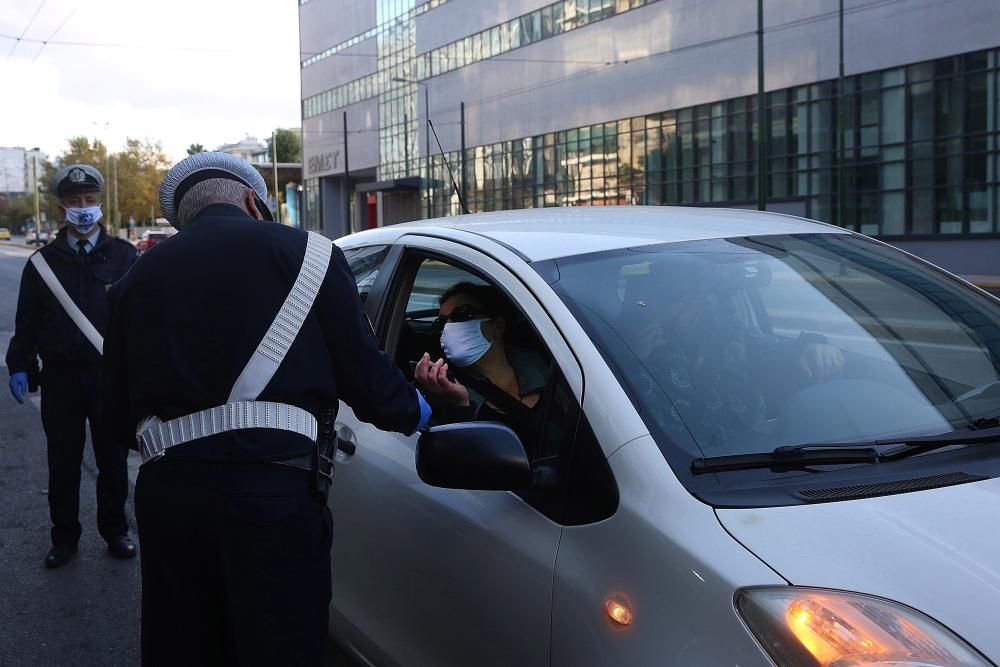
top-left (51, 164), bottom-right (104, 197)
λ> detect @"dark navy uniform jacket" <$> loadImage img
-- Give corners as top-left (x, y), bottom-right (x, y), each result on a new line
top-left (6, 225), bottom-right (138, 376)
top-left (101, 204), bottom-right (420, 461)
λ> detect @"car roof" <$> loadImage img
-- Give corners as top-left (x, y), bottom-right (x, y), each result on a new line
top-left (339, 206), bottom-right (847, 262)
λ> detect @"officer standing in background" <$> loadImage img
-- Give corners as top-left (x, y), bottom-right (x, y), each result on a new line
top-left (101, 152), bottom-right (430, 666)
top-left (6, 164), bottom-right (139, 568)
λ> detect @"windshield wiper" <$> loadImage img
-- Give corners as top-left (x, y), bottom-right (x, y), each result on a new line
top-left (970, 416), bottom-right (1000, 430)
top-left (878, 420), bottom-right (1000, 461)
top-left (691, 423), bottom-right (1000, 474)
top-left (691, 446), bottom-right (879, 474)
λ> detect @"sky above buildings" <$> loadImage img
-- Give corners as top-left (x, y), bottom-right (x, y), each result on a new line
top-left (0, 0), bottom-right (301, 162)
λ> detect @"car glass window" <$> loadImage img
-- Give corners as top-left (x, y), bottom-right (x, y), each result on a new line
top-left (342, 245), bottom-right (390, 303)
top-left (393, 255), bottom-right (613, 523)
top-left (546, 233), bottom-right (1000, 487)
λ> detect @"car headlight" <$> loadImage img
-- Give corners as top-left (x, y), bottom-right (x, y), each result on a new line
top-left (736, 587), bottom-right (991, 666)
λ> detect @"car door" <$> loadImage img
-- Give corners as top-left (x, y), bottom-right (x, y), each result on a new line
top-left (329, 235), bottom-right (584, 667)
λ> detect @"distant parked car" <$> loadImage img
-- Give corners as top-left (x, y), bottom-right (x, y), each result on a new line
top-left (0, 228), bottom-right (11, 241)
top-left (27, 229), bottom-right (49, 246)
top-left (136, 230), bottom-right (171, 252)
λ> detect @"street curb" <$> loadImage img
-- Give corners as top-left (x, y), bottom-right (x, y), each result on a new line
top-left (0, 241), bottom-right (34, 250)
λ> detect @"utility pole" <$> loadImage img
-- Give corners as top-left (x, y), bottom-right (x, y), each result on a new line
top-left (756, 0), bottom-right (767, 211)
top-left (112, 156), bottom-right (120, 236)
top-left (272, 129), bottom-right (282, 224)
top-left (423, 85), bottom-right (430, 219)
top-left (404, 112), bottom-right (410, 174)
top-left (32, 158), bottom-right (40, 234)
top-left (343, 111), bottom-right (350, 234)
top-left (837, 0), bottom-right (846, 228)
top-left (460, 102), bottom-right (467, 213)
top-left (104, 152), bottom-right (111, 227)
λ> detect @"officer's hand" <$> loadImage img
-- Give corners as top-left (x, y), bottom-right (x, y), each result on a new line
top-left (798, 343), bottom-right (845, 382)
top-left (414, 352), bottom-right (470, 407)
top-left (8, 372), bottom-right (28, 404)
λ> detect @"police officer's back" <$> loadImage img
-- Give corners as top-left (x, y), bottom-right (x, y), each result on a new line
top-left (102, 153), bottom-right (429, 667)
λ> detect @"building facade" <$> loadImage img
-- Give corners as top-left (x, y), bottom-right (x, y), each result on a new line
top-left (215, 136), bottom-right (269, 163)
top-left (299, 0), bottom-right (1000, 277)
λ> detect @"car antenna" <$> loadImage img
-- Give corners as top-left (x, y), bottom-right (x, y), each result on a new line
top-left (427, 117), bottom-right (470, 215)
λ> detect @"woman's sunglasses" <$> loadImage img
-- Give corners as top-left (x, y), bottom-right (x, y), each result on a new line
top-left (432, 304), bottom-right (490, 333)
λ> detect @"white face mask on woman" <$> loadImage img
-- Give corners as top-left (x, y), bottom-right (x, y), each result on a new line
top-left (440, 319), bottom-right (492, 367)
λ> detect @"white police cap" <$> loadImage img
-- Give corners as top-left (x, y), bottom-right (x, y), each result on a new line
top-left (159, 151), bottom-right (273, 228)
top-left (51, 164), bottom-right (104, 196)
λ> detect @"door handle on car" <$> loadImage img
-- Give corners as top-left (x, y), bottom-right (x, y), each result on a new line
top-left (335, 423), bottom-right (358, 455)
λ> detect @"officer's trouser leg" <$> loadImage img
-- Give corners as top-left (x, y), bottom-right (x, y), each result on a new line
top-left (40, 371), bottom-right (87, 547)
top-left (86, 384), bottom-right (129, 541)
top-left (136, 460), bottom-right (333, 667)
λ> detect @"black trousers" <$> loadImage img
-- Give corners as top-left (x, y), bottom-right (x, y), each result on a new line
top-left (135, 459), bottom-right (333, 667)
top-left (40, 366), bottom-right (129, 546)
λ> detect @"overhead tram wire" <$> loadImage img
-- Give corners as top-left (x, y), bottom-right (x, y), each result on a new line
top-left (5, 0), bottom-right (48, 60)
top-left (30, 8), bottom-right (76, 64)
top-left (765, 0), bottom-right (955, 34)
top-left (0, 32), bottom-right (236, 54)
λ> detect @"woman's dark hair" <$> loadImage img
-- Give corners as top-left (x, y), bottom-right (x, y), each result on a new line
top-left (440, 281), bottom-right (516, 321)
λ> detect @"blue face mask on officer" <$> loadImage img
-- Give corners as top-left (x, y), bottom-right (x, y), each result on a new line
top-left (64, 206), bottom-right (103, 234)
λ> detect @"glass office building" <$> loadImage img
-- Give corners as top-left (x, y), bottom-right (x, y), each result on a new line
top-left (299, 0), bottom-right (1000, 277)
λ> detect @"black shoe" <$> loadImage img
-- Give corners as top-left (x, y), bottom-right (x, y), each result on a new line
top-left (107, 535), bottom-right (137, 559)
top-left (45, 543), bottom-right (78, 569)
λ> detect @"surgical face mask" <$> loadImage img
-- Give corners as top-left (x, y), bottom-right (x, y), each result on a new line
top-left (440, 319), bottom-right (492, 368)
top-left (65, 206), bottom-right (102, 234)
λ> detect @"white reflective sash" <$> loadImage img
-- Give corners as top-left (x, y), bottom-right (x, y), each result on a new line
top-left (137, 400), bottom-right (318, 462)
top-left (138, 232), bottom-right (334, 463)
top-left (228, 232), bottom-right (334, 402)
top-left (30, 252), bottom-right (104, 355)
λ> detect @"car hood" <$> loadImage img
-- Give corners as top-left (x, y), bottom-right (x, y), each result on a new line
top-left (716, 476), bottom-right (1000, 661)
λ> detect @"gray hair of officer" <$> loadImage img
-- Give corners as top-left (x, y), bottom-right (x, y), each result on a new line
top-left (159, 152), bottom-right (273, 230)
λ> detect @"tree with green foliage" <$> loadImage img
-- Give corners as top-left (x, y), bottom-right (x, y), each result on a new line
top-left (115, 138), bottom-right (171, 224)
top-left (266, 128), bottom-right (301, 163)
top-left (187, 143), bottom-right (205, 155)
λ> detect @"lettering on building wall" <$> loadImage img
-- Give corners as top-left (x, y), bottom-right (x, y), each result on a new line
top-left (307, 151), bottom-right (340, 175)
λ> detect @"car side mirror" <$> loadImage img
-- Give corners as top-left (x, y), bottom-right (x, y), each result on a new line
top-left (416, 422), bottom-right (532, 491)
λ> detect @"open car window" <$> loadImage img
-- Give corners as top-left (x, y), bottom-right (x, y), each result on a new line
top-left (387, 252), bottom-right (617, 523)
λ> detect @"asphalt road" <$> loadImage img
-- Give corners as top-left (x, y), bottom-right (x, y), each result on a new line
top-left (0, 242), bottom-right (359, 667)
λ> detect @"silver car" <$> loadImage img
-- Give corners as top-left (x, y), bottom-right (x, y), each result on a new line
top-left (328, 207), bottom-right (1000, 667)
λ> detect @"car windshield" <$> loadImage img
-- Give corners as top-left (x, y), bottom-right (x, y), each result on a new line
top-left (544, 233), bottom-right (1000, 481)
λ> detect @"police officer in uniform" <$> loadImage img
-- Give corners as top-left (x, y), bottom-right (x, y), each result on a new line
top-left (101, 152), bottom-right (431, 666)
top-left (6, 164), bottom-right (139, 568)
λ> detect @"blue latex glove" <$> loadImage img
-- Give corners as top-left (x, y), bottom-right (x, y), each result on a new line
top-left (8, 372), bottom-right (28, 404)
top-left (408, 391), bottom-right (432, 436)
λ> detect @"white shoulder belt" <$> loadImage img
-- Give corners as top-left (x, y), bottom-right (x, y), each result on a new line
top-left (30, 252), bottom-right (104, 354)
top-left (138, 232), bottom-right (334, 463)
